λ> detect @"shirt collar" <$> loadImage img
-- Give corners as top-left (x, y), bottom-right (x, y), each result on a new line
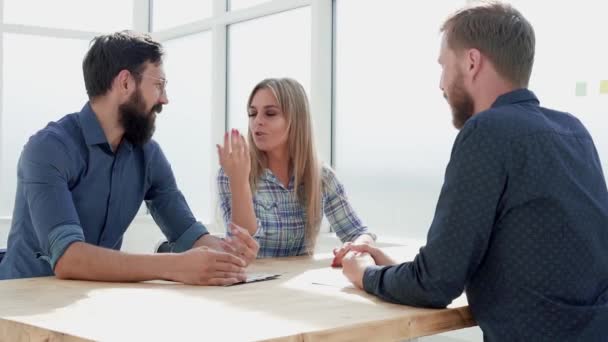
top-left (78, 102), bottom-right (133, 152)
top-left (262, 169), bottom-right (294, 190)
top-left (491, 88), bottom-right (540, 108)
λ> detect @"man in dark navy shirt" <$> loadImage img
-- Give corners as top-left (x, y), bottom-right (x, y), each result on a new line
top-left (341, 2), bottom-right (608, 340)
top-left (0, 31), bottom-right (258, 284)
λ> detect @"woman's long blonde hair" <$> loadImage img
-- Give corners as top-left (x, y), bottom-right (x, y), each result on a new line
top-left (247, 78), bottom-right (322, 254)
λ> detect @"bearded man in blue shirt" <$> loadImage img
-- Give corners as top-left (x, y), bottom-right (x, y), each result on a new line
top-left (342, 2), bottom-right (608, 340)
top-left (0, 31), bottom-right (258, 284)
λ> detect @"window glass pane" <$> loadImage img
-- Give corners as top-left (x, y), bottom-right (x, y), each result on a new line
top-left (153, 32), bottom-right (213, 222)
top-left (334, 0), bottom-right (465, 240)
top-left (1, 34), bottom-right (89, 217)
top-left (229, 0), bottom-right (271, 11)
top-left (152, 0), bottom-right (213, 31)
top-left (507, 0), bottom-right (608, 179)
top-left (227, 7), bottom-right (311, 133)
top-left (3, 0), bottom-right (133, 32)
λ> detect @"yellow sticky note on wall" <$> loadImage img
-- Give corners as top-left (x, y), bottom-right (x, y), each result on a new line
top-left (600, 80), bottom-right (608, 94)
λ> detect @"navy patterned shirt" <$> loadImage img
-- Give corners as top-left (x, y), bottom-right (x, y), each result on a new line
top-left (0, 103), bottom-right (208, 279)
top-left (363, 89), bottom-right (608, 341)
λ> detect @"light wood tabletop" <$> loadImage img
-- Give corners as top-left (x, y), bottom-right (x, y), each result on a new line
top-left (0, 246), bottom-right (475, 341)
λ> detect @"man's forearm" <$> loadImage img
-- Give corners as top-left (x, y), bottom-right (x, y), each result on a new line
top-left (54, 242), bottom-right (179, 282)
top-left (363, 259), bottom-right (455, 308)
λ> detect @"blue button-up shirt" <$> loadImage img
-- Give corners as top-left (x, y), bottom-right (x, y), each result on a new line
top-left (363, 89), bottom-right (608, 341)
top-left (0, 103), bottom-right (208, 279)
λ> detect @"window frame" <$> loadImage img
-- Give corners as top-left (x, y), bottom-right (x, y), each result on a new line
top-left (0, 0), bottom-right (334, 230)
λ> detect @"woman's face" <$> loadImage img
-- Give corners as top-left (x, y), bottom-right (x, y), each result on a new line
top-left (248, 88), bottom-right (289, 153)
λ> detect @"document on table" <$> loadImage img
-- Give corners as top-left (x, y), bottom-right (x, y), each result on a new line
top-left (305, 267), bottom-right (355, 289)
top-left (226, 273), bottom-right (281, 286)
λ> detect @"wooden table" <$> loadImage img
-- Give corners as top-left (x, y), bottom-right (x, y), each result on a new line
top-left (0, 247), bottom-right (475, 341)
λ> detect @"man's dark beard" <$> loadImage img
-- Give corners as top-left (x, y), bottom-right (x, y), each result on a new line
top-left (118, 89), bottom-right (162, 146)
top-left (446, 73), bottom-right (475, 130)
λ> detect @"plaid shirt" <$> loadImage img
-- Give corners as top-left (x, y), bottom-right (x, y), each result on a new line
top-left (217, 166), bottom-right (373, 257)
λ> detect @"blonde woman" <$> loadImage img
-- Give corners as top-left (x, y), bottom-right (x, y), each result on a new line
top-left (216, 78), bottom-right (375, 263)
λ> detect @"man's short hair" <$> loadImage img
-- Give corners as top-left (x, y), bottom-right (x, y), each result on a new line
top-left (441, 1), bottom-right (535, 87)
top-left (82, 30), bottom-right (164, 99)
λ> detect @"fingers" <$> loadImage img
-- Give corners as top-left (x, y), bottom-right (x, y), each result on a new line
top-left (341, 252), bottom-right (356, 270)
top-left (216, 144), bottom-right (225, 165)
top-left (234, 243), bottom-right (257, 263)
top-left (230, 223), bottom-right (259, 250)
top-left (223, 236), bottom-right (245, 255)
top-left (241, 246), bottom-right (257, 263)
top-left (347, 244), bottom-right (375, 254)
top-left (218, 129), bottom-right (250, 183)
top-left (331, 242), bottom-right (354, 267)
top-left (239, 133), bottom-right (248, 157)
top-left (230, 129), bottom-right (237, 154)
top-left (224, 131), bottom-right (230, 154)
top-left (213, 250), bottom-right (246, 267)
top-left (204, 269), bottom-right (253, 286)
top-left (219, 238), bottom-right (237, 254)
top-left (213, 259), bottom-right (246, 274)
top-left (197, 250), bottom-right (248, 286)
top-left (335, 242), bottom-right (352, 260)
top-left (224, 235), bottom-right (257, 264)
top-left (230, 128), bottom-right (246, 155)
top-left (229, 129), bottom-right (247, 156)
top-left (343, 250), bottom-right (358, 261)
top-left (349, 245), bottom-right (395, 266)
top-left (207, 277), bottom-right (241, 286)
top-left (220, 129), bottom-right (249, 163)
top-left (211, 270), bottom-right (247, 280)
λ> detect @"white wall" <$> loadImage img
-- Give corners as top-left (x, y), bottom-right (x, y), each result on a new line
top-left (0, 219), bottom-right (8, 249)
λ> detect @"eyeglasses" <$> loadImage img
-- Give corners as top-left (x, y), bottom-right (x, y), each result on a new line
top-left (133, 72), bottom-right (168, 95)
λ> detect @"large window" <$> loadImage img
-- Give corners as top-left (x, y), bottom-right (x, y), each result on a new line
top-left (153, 32), bottom-right (213, 222)
top-left (229, 0), bottom-right (271, 11)
top-left (334, 0), bottom-right (607, 242)
top-left (3, 0), bottom-right (133, 32)
top-left (152, 0), bottom-right (213, 31)
top-left (0, 0), bottom-right (316, 234)
top-left (507, 0), bottom-right (608, 180)
top-left (3, 0), bottom-right (602, 255)
top-left (334, 0), bottom-right (465, 240)
top-left (227, 7), bottom-right (311, 133)
top-left (0, 1), bottom-right (137, 219)
top-left (1, 34), bottom-right (89, 217)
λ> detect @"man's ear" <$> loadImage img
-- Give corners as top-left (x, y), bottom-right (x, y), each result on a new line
top-left (465, 48), bottom-right (483, 81)
top-left (114, 69), bottom-right (135, 96)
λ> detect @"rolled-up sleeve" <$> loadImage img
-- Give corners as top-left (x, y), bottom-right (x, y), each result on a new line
top-left (322, 167), bottom-right (375, 243)
top-left (144, 142), bottom-right (208, 252)
top-left (20, 133), bottom-right (85, 270)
